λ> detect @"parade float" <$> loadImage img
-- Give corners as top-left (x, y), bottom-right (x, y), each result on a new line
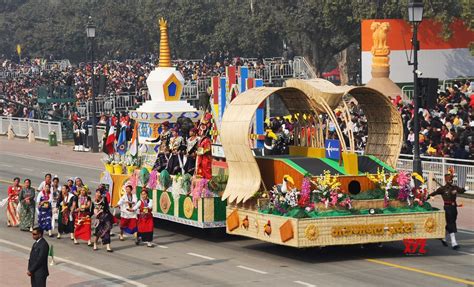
top-left (100, 18), bottom-right (445, 246)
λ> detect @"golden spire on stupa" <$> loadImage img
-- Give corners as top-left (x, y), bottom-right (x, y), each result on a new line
top-left (157, 18), bottom-right (171, 68)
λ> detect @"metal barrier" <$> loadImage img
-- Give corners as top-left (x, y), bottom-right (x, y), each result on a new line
top-left (0, 116), bottom-right (63, 143)
top-left (401, 85), bottom-right (414, 100)
top-left (396, 154), bottom-right (474, 190)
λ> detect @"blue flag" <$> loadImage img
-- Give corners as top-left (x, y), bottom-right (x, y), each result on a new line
top-left (116, 127), bottom-right (127, 155)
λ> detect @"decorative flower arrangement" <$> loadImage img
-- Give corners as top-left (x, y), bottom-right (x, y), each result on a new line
top-left (396, 171), bottom-right (412, 202)
top-left (314, 188), bottom-right (352, 209)
top-left (312, 171), bottom-right (351, 209)
top-left (298, 177), bottom-right (311, 208)
top-left (410, 172), bottom-right (429, 206)
top-left (147, 170), bottom-right (158, 190)
top-left (191, 178), bottom-right (212, 207)
top-left (124, 154), bottom-right (140, 167)
top-left (111, 153), bottom-right (123, 165)
top-left (413, 185), bottom-right (429, 206)
top-left (366, 168), bottom-right (395, 207)
top-left (101, 154), bottom-right (113, 164)
top-left (314, 170), bottom-right (341, 193)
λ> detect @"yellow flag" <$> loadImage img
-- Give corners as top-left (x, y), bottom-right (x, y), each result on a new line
top-left (16, 44), bottom-right (21, 55)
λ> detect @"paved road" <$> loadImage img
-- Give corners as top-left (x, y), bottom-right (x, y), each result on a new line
top-left (0, 143), bottom-right (473, 286)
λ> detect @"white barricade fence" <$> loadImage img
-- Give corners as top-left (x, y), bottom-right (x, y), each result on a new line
top-left (0, 116), bottom-right (63, 143)
top-left (396, 154), bottom-right (474, 191)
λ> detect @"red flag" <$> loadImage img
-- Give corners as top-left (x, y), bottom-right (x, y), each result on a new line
top-left (104, 126), bottom-right (116, 154)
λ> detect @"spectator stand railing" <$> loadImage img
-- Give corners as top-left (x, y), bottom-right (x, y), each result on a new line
top-left (396, 153), bottom-right (474, 191)
top-left (0, 116), bottom-right (63, 143)
top-left (77, 92), bottom-right (147, 118)
top-left (401, 85), bottom-right (415, 100)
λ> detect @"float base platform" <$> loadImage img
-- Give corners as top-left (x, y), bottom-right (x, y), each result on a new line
top-left (152, 190), bottom-right (226, 228)
top-left (225, 206), bottom-right (445, 248)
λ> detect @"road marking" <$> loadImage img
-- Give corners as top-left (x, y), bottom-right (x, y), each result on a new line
top-left (0, 239), bottom-right (147, 287)
top-left (294, 281), bottom-right (316, 287)
top-left (0, 164), bottom-right (12, 167)
top-left (366, 258), bottom-right (474, 285)
top-left (157, 245), bottom-right (168, 249)
top-left (0, 152), bottom-right (102, 171)
top-left (21, 168), bottom-right (34, 171)
top-left (457, 251), bottom-right (474, 256)
top-left (459, 230), bottom-right (474, 235)
top-left (236, 265), bottom-right (268, 274)
top-left (186, 252), bottom-right (215, 260)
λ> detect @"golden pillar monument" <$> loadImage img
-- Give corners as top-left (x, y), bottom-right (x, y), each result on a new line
top-left (365, 22), bottom-right (404, 100)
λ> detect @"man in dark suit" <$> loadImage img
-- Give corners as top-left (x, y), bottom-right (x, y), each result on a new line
top-left (28, 227), bottom-right (49, 287)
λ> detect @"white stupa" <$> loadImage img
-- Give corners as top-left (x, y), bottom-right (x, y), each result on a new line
top-left (135, 18), bottom-right (197, 114)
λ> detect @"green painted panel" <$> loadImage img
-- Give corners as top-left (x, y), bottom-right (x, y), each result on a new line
top-left (155, 190), bottom-right (174, 215)
top-left (178, 195), bottom-right (198, 221)
top-left (213, 197), bottom-right (227, 221)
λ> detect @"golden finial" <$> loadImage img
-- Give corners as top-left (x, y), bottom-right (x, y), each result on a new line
top-left (158, 17), bottom-right (171, 68)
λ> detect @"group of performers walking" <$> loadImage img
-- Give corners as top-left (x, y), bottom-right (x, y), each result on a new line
top-left (4, 173), bottom-right (156, 252)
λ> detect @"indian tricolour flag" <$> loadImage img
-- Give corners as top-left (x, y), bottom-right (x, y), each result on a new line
top-left (129, 122), bottom-right (139, 157)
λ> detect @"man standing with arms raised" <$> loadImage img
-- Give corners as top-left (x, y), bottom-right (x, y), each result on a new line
top-left (28, 227), bottom-right (49, 287)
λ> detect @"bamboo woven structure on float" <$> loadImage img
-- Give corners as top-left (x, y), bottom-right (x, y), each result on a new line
top-left (220, 87), bottom-right (314, 204)
top-left (220, 82), bottom-right (403, 204)
top-left (285, 79), bottom-right (403, 168)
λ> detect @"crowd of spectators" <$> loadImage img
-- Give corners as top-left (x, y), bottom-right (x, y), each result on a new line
top-left (396, 80), bottom-right (474, 160)
top-left (2, 55), bottom-right (472, 160)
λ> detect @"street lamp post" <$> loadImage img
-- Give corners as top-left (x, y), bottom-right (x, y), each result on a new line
top-left (86, 16), bottom-right (99, 153)
top-left (408, 0), bottom-right (424, 177)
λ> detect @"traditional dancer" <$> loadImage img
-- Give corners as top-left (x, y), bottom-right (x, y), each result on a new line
top-left (19, 179), bottom-right (35, 232)
top-left (50, 176), bottom-right (60, 233)
top-left (149, 121), bottom-right (172, 172)
top-left (134, 190), bottom-right (154, 247)
top-left (92, 189), bottom-right (114, 252)
top-left (183, 127), bottom-right (200, 175)
top-left (56, 185), bottom-right (74, 239)
top-left (36, 183), bottom-right (53, 237)
top-left (6, 177), bottom-right (21, 227)
top-left (37, 173), bottom-right (52, 192)
top-left (196, 135), bottom-right (212, 179)
top-left (429, 171), bottom-right (467, 250)
top-left (116, 185), bottom-right (138, 241)
top-left (167, 127), bottom-right (184, 175)
top-left (72, 177), bottom-right (85, 196)
top-left (73, 186), bottom-right (92, 246)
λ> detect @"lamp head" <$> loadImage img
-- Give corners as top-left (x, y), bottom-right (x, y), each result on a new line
top-left (408, 0), bottom-right (424, 24)
top-left (86, 16), bottom-right (96, 38)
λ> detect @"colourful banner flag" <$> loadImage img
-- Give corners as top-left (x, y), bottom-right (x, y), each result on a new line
top-left (116, 127), bottom-right (127, 155)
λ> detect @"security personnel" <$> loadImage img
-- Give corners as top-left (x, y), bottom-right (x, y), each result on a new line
top-left (429, 172), bottom-right (466, 250)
